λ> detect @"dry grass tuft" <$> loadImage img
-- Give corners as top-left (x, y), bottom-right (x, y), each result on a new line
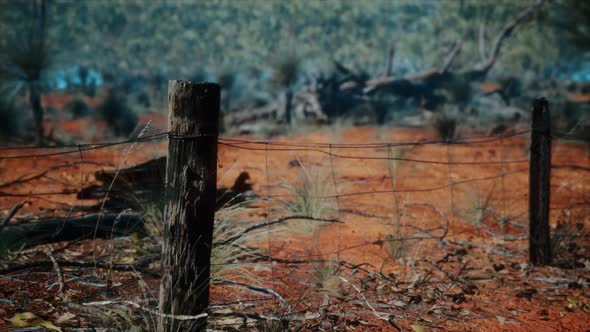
top-left (279, 163), bottom-right (336, 234)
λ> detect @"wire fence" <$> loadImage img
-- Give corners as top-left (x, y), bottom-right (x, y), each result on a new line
top-left (0, 126), bottom-right (589, 329)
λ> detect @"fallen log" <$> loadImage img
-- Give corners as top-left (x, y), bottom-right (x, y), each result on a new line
top-left (77, 157), bottom-right (256, 212)
top-left (0, 213), bottom-right (144, 254)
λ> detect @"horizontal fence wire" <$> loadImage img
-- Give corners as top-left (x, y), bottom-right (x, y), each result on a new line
top-left (0, 129), bottom-right (531, 160)
top-left (0, 129), bottom-right (587, 202)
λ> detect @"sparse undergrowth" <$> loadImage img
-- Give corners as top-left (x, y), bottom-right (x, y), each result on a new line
top-left (551, 208), bottom-right (589, 267)
top-left (279, 162), bottom-right (336, 234)
top-left (140, 198), bottom-right (265, 283)
top-left (433, 112), bottom-right (457, 142)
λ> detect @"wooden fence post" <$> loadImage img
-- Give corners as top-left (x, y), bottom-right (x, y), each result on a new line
top-left (529, 97), bottom-right (551, 266)
top-left (158, 81), bottom-right (220, 331)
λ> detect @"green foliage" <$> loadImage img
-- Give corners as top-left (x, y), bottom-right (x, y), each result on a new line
top-left (1, 1), bottom-right (566, 81)
top-left (66, 97), bottom-right (90, 119)
top-left (135, 91), bottom-right (151, 108)
top-left (0, 0), bottom-right (53, 143)
top-left (0, 96), bottom-right (24, 141)
top-left (433, 112), bottom-right (457, 142)
top-left (271, 52), bottom-right (300, 89)
top-left (554, 0), bottom-right (590, 53)
top-left (96, 89), bottom-right (138, 137)
top-left (0, 1), bottom-right (51, 82)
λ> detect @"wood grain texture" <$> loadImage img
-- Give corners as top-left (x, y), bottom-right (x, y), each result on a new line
top-left (529, 97), bottom-right (551, 266)
top-left (158, 81), bottom-right (220, 332)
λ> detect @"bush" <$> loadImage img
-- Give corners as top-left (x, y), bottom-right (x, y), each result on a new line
top-left (141, 199), bottom-right (263, 282)
top-left (66, 98), bottom-right (91, 119)
top-left (279, 163), bottom-right (335, 234)
top-left (0, 96), bottom-right (24, 141)
top-left (96, 89), bottom-right (138, 137)
top-left (135, 91), bottom-right (151, 108)
top-left (271, 52), bottom-right (300, 89)
top-left (433, 112), bottom-right (457, 142)
top-left (550, 209), bottom-right (588, 268)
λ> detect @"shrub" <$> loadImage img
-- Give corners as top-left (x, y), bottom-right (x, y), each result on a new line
top-left (311, 260), bottom-right (342, 298)
top-left (433, 112), bottom-right (457, 142)
top-left (462, 185), bottom-right (495, 229)
top-left (279, 163), bottom-right (335, 234)
top-left (66, 98), bottom-right (90, 119)
top-left (384, 233), bottom-right (413, 261)
top-left (271, 53), bottom-right (300, 89)
top-left (550, 208), bottom-right (588, 267)
top-left (369, 94), bottom-right (392, 125)
top-left (135, 91), bottom-right (151, 108)
top-left (96, 89), bottom-right (138, 137)
top-left (0, 96), bottom-right (23, 141)
top-left (141, 199), bottom-right (263, 282)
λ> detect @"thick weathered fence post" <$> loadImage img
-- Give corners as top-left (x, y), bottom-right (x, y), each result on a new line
top-left (529, 97), bottom-right (551, 266)
top-left (158, 81), bottom-right (220, 331)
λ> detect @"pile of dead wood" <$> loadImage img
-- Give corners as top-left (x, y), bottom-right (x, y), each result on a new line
top-left (0, 158), bottom-right (256, 254)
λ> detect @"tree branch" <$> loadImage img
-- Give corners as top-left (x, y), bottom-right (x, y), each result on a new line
top-left (472, 0), bottom-right (545, 74)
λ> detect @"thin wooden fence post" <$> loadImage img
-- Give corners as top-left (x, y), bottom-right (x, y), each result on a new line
top-left (158, 81), bottom-right (220, 331)
top-left (529, 97), bottom-right (551, 266)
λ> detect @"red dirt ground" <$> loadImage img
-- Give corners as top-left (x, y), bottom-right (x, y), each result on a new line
top-left (1, 122), bottom-right (589, 331)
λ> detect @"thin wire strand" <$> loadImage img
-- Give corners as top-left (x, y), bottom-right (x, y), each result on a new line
top-left (219, 142), bottom-right (529, 165)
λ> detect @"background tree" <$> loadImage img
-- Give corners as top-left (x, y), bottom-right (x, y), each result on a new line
top-left (0, 0), bottom-right (51, 144)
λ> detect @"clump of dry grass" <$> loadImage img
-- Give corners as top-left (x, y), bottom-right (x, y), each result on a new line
top-left (279, 163), bottom-right (336, 234)
top-left (551, 209), bottom-right (588, 266)
top-left (311, 259), bottom-right (342, 299)
top-left (462, 185), bottom-right (495, 229)
top-left (141, 197), bottom-right (264, 282)
top-left (384, 234), bottom-right (409, 260)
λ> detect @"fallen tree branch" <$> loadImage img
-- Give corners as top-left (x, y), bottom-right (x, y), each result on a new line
top-left (83, 300), bottom-right (208, 321)
top-left (0, 161), bottom-right (111, 190)
top-left (0, 212), bottom-right (144, 253)
top-left (213, 278), bottom-right (288, 305)
top-left (470, 0), bottom-right (545, 75)
top-left (0, 256), bottom-right (158, 276)
top-left (0, 201), bottom-right (26, 234)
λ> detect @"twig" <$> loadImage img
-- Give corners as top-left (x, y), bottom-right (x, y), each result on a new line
top-left (406, 203), bottom-right (450, 240)
top-left (218, 215), bottom-right (341, 246)
top-left (213, 278), bottom-right (289, 306)
top-left (0, 161), bottom-right (111, 190)
top-left (0, 201), bottom-right (26, 234)
top-left (0, 258), bottom-right (158, 277)
top-left (338, 276), bottom-right (390, 321)
top-left (420, 259), bottom-right (475, 294)
top-left (82, 300), bottom-right (208, 321)
top-left (40, 249), bottom-right (66, 300)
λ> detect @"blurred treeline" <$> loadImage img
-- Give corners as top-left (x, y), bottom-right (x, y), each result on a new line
top-left (0, 0), bottom-right (588, 142)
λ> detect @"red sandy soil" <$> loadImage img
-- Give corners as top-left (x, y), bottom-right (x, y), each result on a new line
top-left (0, 122), bottom-right (589, 331)
top-left (566, 92), bottom-right (590, 104)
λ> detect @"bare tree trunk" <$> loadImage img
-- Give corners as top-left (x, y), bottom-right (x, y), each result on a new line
top-left (385, 44), bottom-right (395, 76)
top-left (285, 89), bottom-right (293, 125)
top-left (29, 81), bottom-right (44, 144)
